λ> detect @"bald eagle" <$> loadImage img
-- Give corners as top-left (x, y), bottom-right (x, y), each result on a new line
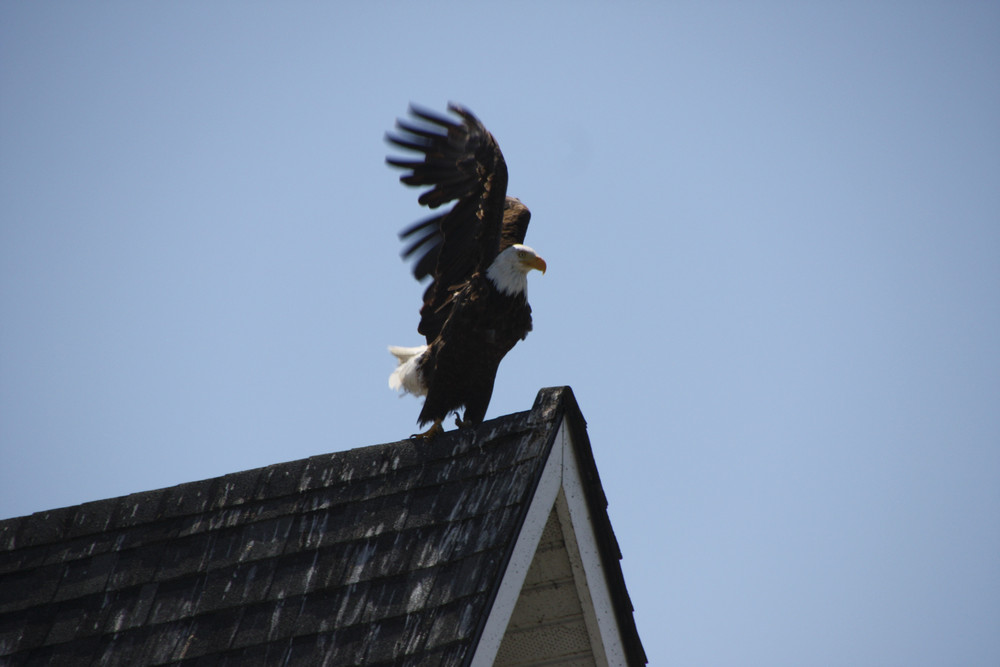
top-left (386, 104), bottom-right (546, 439)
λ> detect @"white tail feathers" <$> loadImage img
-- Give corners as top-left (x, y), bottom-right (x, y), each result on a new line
top-left (388, 345), bottom-right (428, 396)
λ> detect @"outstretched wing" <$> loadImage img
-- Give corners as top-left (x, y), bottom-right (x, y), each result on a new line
top-left (387, 103), bottom-right (510, 341)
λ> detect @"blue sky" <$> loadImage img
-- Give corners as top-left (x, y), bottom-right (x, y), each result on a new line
top-left (2, 3), bottom-right (998, 665)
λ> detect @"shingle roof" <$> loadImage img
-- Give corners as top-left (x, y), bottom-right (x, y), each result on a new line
top-left (0, 387), bottom-right (643, 666)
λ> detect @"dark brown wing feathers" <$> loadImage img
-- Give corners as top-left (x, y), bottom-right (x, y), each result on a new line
top-left (387, 103), bottom-right (515, 342)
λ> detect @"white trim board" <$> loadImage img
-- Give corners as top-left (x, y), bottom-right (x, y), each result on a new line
top-left (470, 418), bottom-right (629, 667)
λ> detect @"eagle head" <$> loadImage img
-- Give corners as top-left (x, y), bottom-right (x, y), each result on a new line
top-left (487, 244), bottom-right (546, 296)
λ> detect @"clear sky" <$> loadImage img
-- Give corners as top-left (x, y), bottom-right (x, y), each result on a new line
top-left (2, 2), bottom-right (998, 665)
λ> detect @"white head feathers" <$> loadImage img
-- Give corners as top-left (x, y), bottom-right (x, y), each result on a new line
top-left (486, 244), bottom-right (547, 296)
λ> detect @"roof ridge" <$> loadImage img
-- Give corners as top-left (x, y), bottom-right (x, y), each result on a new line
top-left (0, 401), bottom-right (558, 552)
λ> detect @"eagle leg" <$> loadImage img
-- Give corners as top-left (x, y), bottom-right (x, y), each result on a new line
top-left (454, 413), bottom-right (468, 429)
top-left (411, 419), bottom-right (444, 440)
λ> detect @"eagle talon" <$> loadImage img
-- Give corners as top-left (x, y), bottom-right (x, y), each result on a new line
top-left (411, 419), bottom-right (444, 441)
top-left (454, 414), bottom-right (467, 429)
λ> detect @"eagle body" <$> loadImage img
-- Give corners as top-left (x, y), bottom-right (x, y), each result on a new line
top-left (386, 104), bottom-right (545, 435)
top-left (414, 267), bottom-right (533, 427)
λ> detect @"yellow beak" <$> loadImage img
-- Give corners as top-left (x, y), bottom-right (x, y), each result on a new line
top-left (525, 255), bottom-right (547, 274)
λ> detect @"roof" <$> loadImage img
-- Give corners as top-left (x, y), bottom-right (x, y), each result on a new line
top-left (0, 387), bottom-right (645, 666)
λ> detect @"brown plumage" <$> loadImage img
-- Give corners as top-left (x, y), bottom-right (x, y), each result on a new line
top-left (386, 104), bottom-right (546, 436)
